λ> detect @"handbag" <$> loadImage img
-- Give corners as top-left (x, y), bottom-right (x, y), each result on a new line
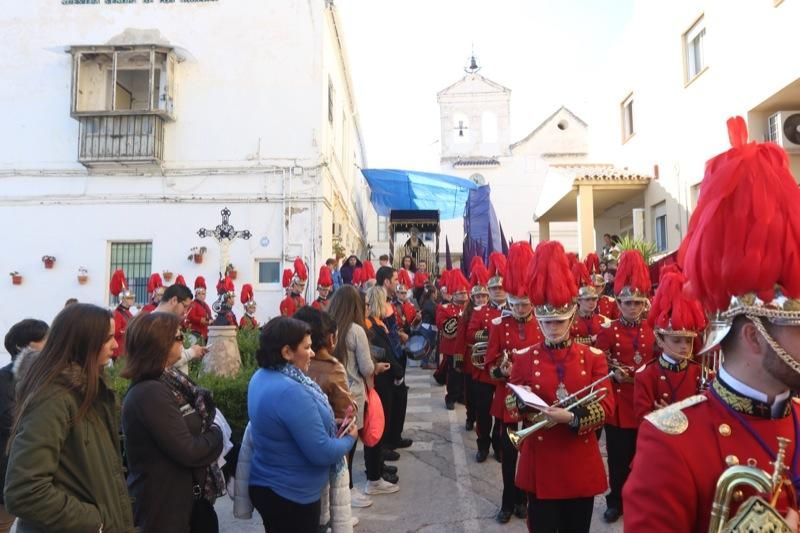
top-left (190, 470), bottom-right (219, 533)
top-left (359, 386), bottom-right (385, 447)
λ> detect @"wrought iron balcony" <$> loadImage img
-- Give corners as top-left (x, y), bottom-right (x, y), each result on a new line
top-left (77, 113), bottom-right (164, 166)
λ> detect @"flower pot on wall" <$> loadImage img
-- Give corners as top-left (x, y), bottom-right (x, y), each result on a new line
top-left (163, 271), bottom-right (173, 282)
top-left (193, 254), bottom-right (204, 264)
top-left (11, 275), bottom-right (22, 285)
top-left (43, 259), bottom-right (55, 269)
top-left (78, 275), bottom-right (89, 285)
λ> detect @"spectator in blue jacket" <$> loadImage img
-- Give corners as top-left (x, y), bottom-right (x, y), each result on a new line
top-left (248, 317), bottom-right (358, 533)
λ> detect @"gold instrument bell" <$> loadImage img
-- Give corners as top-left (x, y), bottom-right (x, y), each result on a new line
top-left (708, 436), bottom-right (796, 532)
top-left (471, 341), bottom-right (488, 369)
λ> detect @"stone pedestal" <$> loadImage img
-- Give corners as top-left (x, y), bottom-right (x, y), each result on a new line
top-left (203, 325), bottom-right (241, 377)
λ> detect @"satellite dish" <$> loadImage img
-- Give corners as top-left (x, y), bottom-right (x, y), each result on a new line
top-left (783, 113), bottom-right (800, 145)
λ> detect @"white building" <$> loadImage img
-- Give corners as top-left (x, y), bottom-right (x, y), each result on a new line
top-left (0, 0), bottom-right (375, 356)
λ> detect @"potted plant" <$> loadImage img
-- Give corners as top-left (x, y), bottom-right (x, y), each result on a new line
top-left (77, 267), bottom-right (89, 285)
top-left (163, 270), bottom-right (173, 282)
top-left (42, 255), bottom-right (56, 269)
top-left (9, 272), bottom-right (22, 285)
top-left (188, 246), bottom-right (207, 264)
top-left (225, 263), bottom-right (237, 280)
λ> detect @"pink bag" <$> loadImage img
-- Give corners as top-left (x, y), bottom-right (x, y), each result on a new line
top-left (359, 386), bottom-right (385, 447)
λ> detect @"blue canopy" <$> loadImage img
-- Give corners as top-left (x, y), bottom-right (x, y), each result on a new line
top-left (361, 169), bottom-right (478, 220)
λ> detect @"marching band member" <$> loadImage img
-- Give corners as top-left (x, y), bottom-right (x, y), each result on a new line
top-left (140, 273), bottom-right (164, 314)
top-left (485, 242), bottom-right (541, 524)
top-left (213, 276), bottom-right (237, 326)
top-left (109, 268), bottom-right (134, 359)
top-left (239, 283), bottom-right (259, 330)
top-left (586, 253), bottom-right (619, 320)
top-left (187, 276), bottom-right (213, 341)
top-left (509, 240), bottom-right (614, 533)
top-left (279, 257), bottom-right (307, 316)
top-left (394, 269), bottom-right (419, 333)
top-left (625, 117), bottom-right (800, 531)
top-left (361, 260), bottom-right (377, 292)
top-left (437, 269), bottom-right (469, 410)
top-left (312, 265), bottom-right (333, 311)
top-left (570, 261), bottom-right (605, 346)
top-left (595, 249), bottom-right (655, 523)
top-left (633, 270), bottom-right (706, 422)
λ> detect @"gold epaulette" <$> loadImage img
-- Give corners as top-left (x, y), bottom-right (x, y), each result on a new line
top-left (644, 394), bottom-right (707, 435)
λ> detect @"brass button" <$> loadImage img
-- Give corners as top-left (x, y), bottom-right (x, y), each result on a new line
top-left (533, 350), bottom-right (539, 355)
top-left (732, 490), bottom-right (744, 502)
top-left (534, 360), bottom-right (540, 365)
top-left (660, 376), bottom-right (667, 381)
top-left (534, 384), bottom-right (541, 390)
top-left (718, 424), bottom-right (732, 437)
top-left (615, 343), bottom-right (621, 347)
top-left (747, 458), bottom-right (757, 467)
top-left (537, 436), bottom-right (544, 441)
top-left (725, 455), bottom-right (739, 466)
top-left (662, 393), bottom-right (669, 398)
top-left (616, 388), bottom-right (621, 393)
top-left (580, 359), bottom-right (585, 364)
top-left (534, 371), bottom-right (541, 377)
top-left (581, 371), bottom-right (587, 376)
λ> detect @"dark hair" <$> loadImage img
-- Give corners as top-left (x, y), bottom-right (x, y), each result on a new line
top-left (13, 304), bottom-right (112, 435)
top-left (64, 298), bottom-right (78, 307)
top-left (121, 312), bottom-right (182, 383)
top-left (256, 317), bottom-right (311, 369)
top-left (611, 235), bottom-right (621, 245)
top-left (326, 258), bottom-right (337, 267)
top-left (376, 266), bottom-right (395, 287)
top-left (327, 285), bottom-right (366, 367)
top-left (379, 254), bottom-right (389, 262)
top-left (401, 255), bottom-right (417, 272)
top-left (293, 306), bottom-right (337, 352)
top-left (418, 285), bottom-right (439, 309)
top-left (163, 284), bottom-right (193, 303)
top-left (4, 319), bottom-right (49, 358)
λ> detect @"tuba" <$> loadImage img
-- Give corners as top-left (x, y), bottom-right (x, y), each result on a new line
top-left (471, 341), bottom-right (488, 369)
top-left (708, 436), bottom-right (795, 532)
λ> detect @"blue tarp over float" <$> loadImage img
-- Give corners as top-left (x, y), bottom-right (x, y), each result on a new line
top-left (360, 169), bottom-right (478, 220)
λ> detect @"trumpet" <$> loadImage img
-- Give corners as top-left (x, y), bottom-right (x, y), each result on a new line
top-left (471, 341), bottom-right (488, 369)
top-left (708, 436), bottom-right (794, 532)
top-left (506, 372), bottom-right (613, 450)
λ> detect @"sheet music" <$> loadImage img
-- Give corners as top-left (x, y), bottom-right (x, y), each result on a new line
top-left (507, 383), bottom-right (550, 410)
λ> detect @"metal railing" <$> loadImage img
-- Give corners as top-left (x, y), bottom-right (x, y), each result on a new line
top-left (77, 113), bottom-right (164, 165)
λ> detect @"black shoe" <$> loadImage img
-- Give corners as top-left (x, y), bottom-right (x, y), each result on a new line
top-left (495, 509), bottom-right (513, 524)
top-left (382, 464), bottom-right (398, 475)
top-left (603, 507), bottom-right (622, 523)
top-left (388, 438), bottom-right (412, 449)
top-left (475, 449), bottom-right (489, 463)
top-left (465, 420), bottom-right (474, 431)
top-left (513, 504), bottom-right (527, 519)
top-left (381, 471), bottom-right (399, 484)
top-left (445, 400), bottom-right (455, 410)
top-left (493, 450), bottom-right (502, 463)
top-left (382, 449), bottom-right (400, 461)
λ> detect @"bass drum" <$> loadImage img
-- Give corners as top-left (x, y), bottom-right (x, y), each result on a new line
top-left (404, 334), bottom-right (430, 361)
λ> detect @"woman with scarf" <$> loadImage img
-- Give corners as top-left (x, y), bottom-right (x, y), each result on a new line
top-left (248, 317), bottom-right (358, 533)
top-left (121, 312), bottom-right (225, 533)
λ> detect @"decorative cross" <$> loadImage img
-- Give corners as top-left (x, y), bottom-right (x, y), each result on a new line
top-left (197, 207), bottom-right (251, 275)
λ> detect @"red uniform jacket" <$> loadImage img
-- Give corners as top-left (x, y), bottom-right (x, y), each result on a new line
top-left (634, 356), bottom-right (703, 423)
top-left (570, 312), bottom-right (605, 346)
top-left (239, 314), bottom-right (259, 330)
top-left (453, 310), bottom-right (473, 375)
top-left (436, 303), bottom-right (463, 356)
top-left (484, 315), bottom-right (543, 423)
top-left (112, 305), bottom-right (133, 359)
top-left (597, 295), bottom-right (619, 320)
top-left (311, 298), bottom-right (329, 311)
top-left (400, 301), bottom-right (417, 328)
top-left (280, 294), bottom-right (306, 317)
top-left (187, 299), bottom-right (213, 339)
top-left (510, 341), bottom-right (614, 498)
top-left (595, 318), bottom-right (656, 428)
top-left (139, 303), bottom-right (157, 315)
top-left (464, 304), bottom-right (503, 384)
top-left (624, 378), bottom-right (800, 533)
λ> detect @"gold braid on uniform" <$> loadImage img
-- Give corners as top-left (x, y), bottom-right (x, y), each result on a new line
top-left (568, 401), bottom-right (605, 436)
top-left (751, 316), bottom-right (800, 376)
top-left (474, 329), bottom-right (489, 343)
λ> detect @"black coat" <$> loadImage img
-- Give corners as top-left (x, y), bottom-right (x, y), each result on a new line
top-left (0, 362), bottom-right (14, 504)
top-left (122, 379), bottom-right (223, 533)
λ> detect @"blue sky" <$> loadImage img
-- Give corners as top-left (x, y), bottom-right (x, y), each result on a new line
top-left (338, 0), bottom-right (634, 170)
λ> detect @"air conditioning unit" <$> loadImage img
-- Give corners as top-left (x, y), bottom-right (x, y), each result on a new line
top-left (766, 111), bottom-right (800, 152)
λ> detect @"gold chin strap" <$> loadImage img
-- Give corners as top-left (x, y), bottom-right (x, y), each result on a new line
top-left (750, 316), bottom-right (800, 376)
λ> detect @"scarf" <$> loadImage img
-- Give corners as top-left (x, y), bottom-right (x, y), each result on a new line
top-left (278, 364), bottom-right (346, 477)
top-left (160, 368), bottom-right (226, 500)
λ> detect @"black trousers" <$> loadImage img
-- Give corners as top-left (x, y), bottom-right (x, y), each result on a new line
top-left (500, 421), bottom-right (527, 511)
top-left (347, 440), bottom-right (357, 489)
top-left (445, 357), bottom-right (464, 403)
top-left (363, 375), bottom-right (394, 481)
top-left (527, 494), bottom-right (594, 533)
top-left (249, 485), bottom-right (320, 533)
top-left (604, 425), bottom-right (638, 512)
top-left (464, 373), bottom-right (475, 422)
top-left (385, 383), bottom-right (408, 446)
top-left (472, 381), bottom-right (496, 452)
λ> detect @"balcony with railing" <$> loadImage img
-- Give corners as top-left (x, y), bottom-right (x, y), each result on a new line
top-left (78, 114), bottom-right (164, 165)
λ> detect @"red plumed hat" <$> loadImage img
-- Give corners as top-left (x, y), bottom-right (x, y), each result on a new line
top-left (216, 275), bottom-right (235, 295)
top-left (362, 260), bottom-right (376, 281)
top-left (414, 271), bottom-right (429, 289)
top-left (175, 275), bottom-right (186, 287)
top-left (566, 252), bottom-right (579, 271)
top-left (469, 257), bottom-right (487, 281)
top-left (194, 276), bottom-right (207, 290)
top-left (241, 283), bottom-right (255, 305)
top-left (679, 116), bottom-right (800, 315)
top-left (317, 265), bottom-right (333, 288)
top-left (503, 242), bottom-right (534, 301)
top-left (469, 261), bottom-right (489, 287)
top-left (584, 252), bottom-right (601, 275)
top-left (397, 269), bottom-right (413, 290)
top-left (282, 269), bottom-right (293, 289)
top-left (571, 260), bottom-right (597, 299)
top-left (658, 263), bottom-right (682, 283)
top-left (614, 250), bottom-right (651, 301)
top-left (528, 241), bottom-right (577, 320)
top-left (438, 269), bottom-right (451, 291)
top-left (147, 273), bottom-right (163, 294)
top-left (110, 269), bottom-right (132, 298)
top-left (647, 271), bottom-right (706, 336)
top-left (487, 251), bottom-right (507, 289)
top-left (292, 257), bottom-right (308, 282)
top-left (447, 269), bottom-right (470, 294)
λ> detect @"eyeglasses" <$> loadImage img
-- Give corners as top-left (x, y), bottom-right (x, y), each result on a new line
top-left (174, 333), bottom-right (185, 343)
